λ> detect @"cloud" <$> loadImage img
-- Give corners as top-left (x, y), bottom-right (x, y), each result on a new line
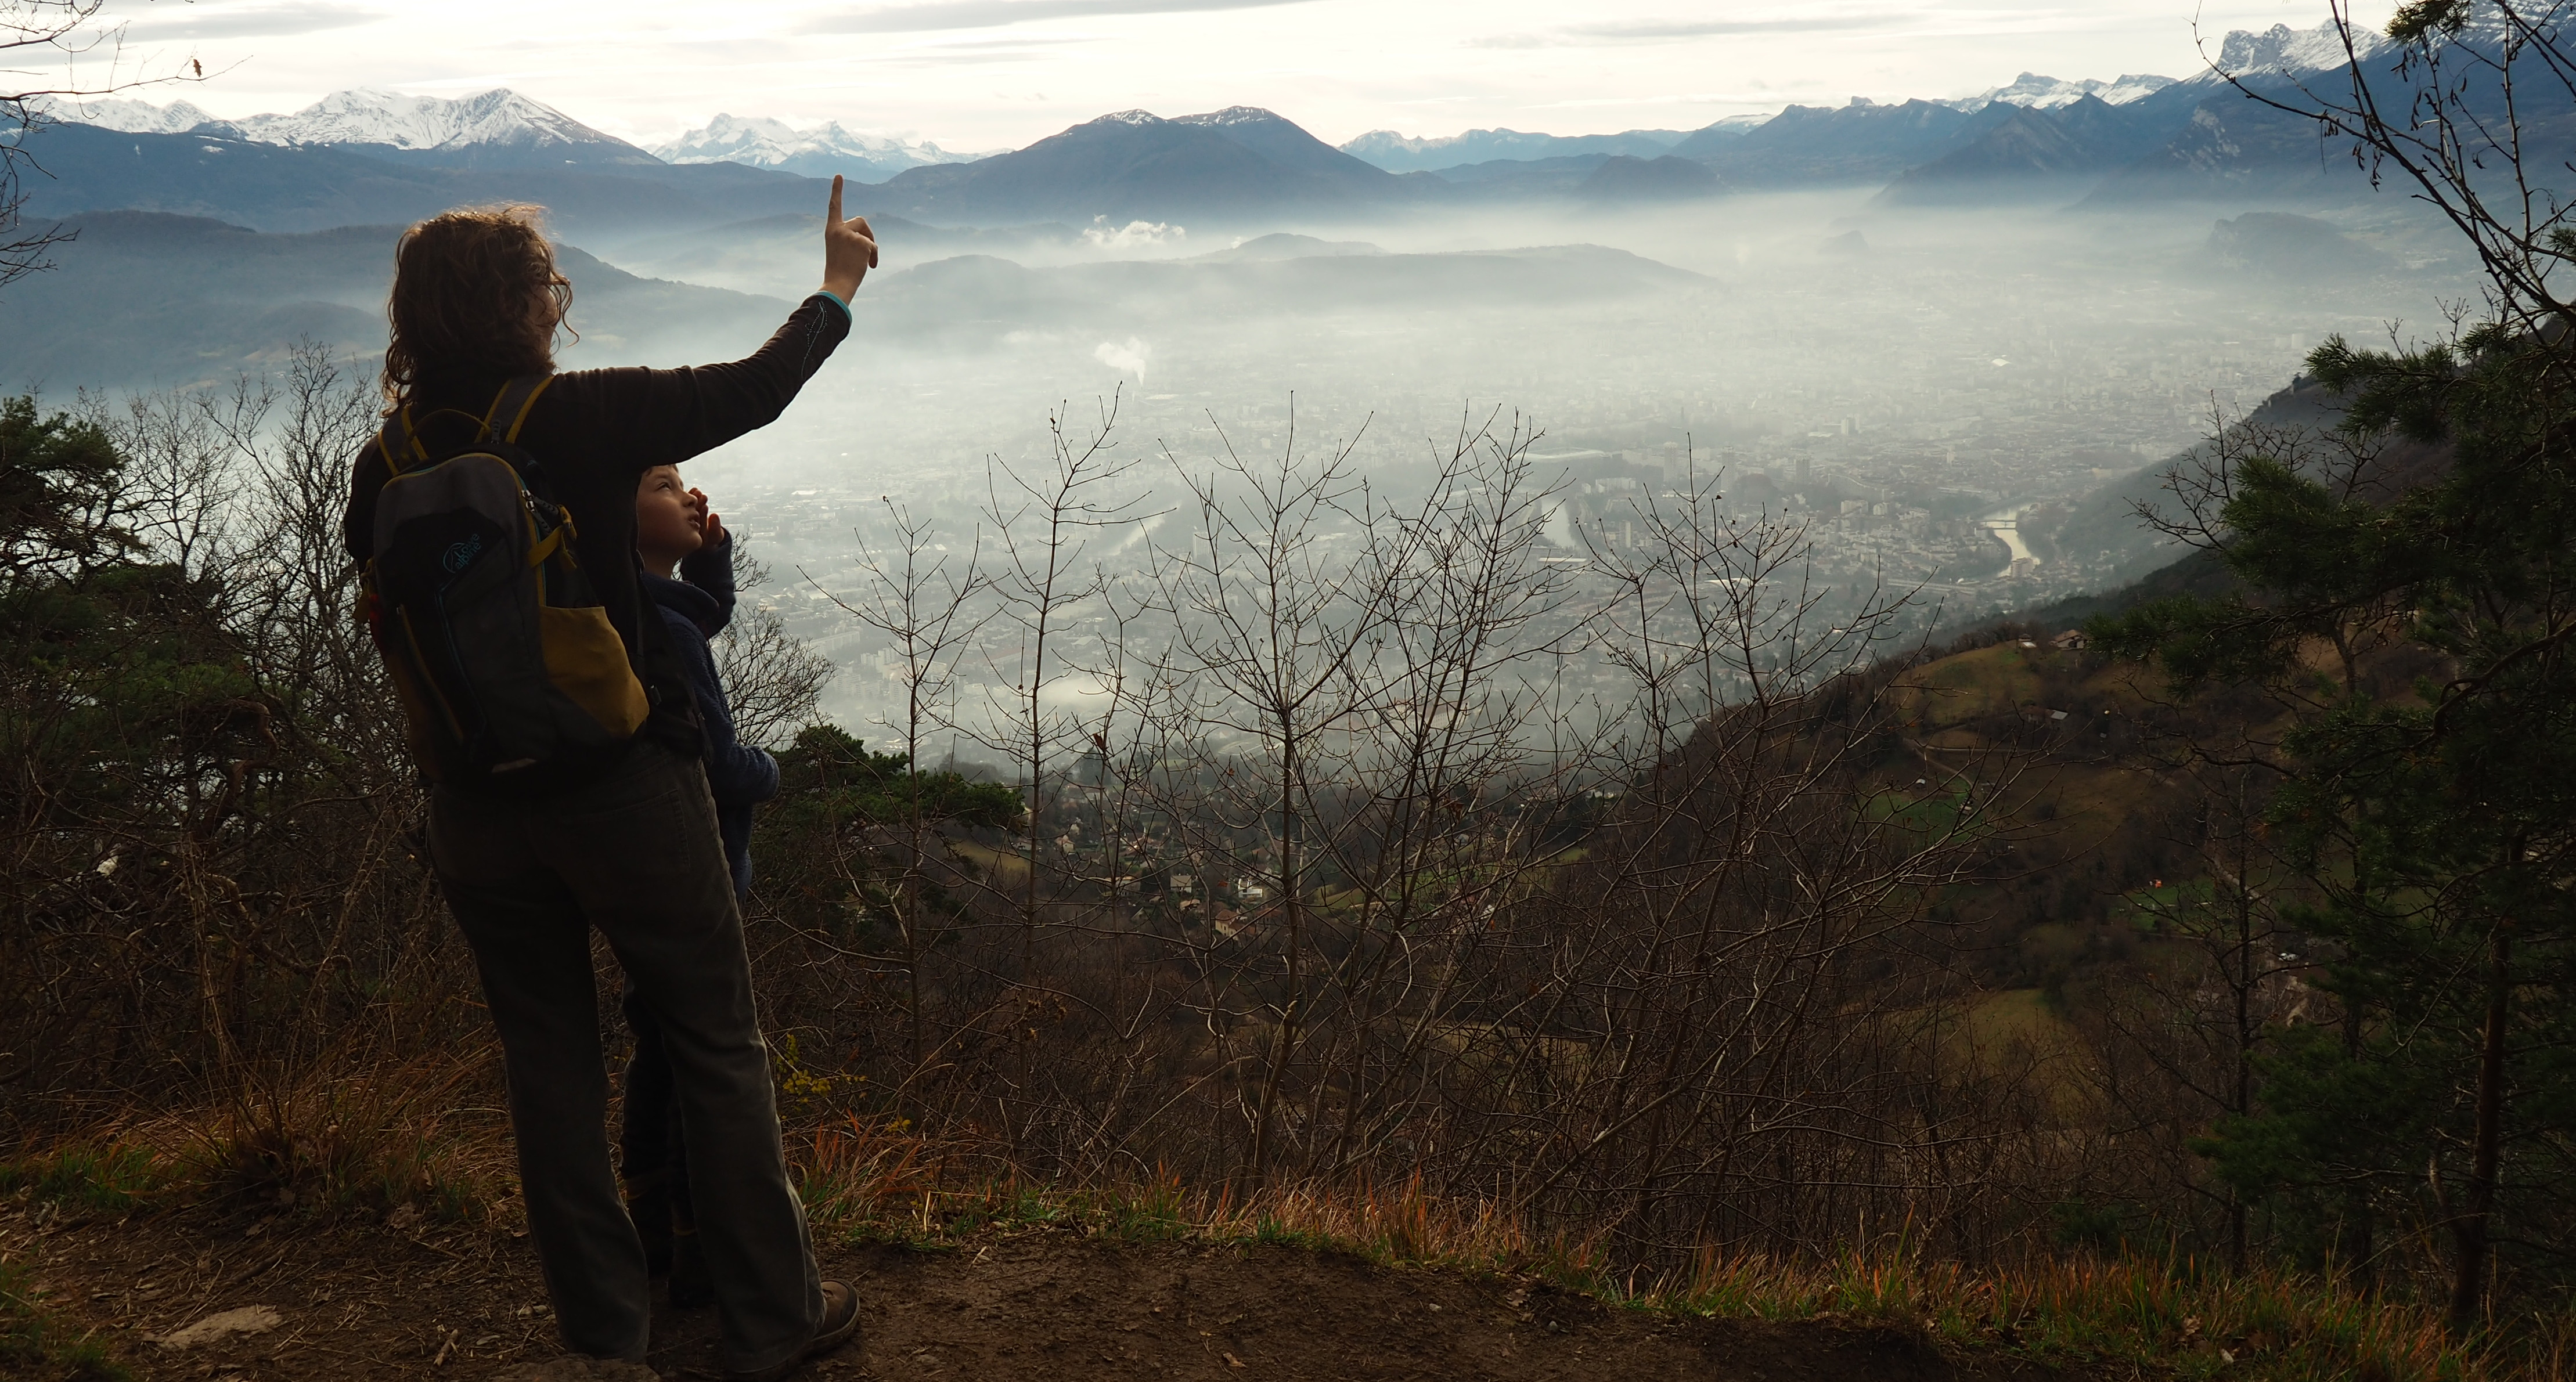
top-left (1567, 15), bottom-right (1903, 39)
top-left (802, 0), bottom-right (1321, 34)
top-left (121, 1), bottom-right (386, 40)
top-left (1083, 217), bottom-right (1185, 249)
top-left (1473, 12), bottom-right (1908, 48)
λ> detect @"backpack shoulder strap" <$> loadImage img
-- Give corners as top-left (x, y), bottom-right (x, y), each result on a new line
top-left (480, 375), bottom-right (557, 446)
top-left (378, 407), bottom-right (427, 477)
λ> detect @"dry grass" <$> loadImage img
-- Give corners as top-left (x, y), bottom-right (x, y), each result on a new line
top-left (755, 1117), bottom-right (2561, 1382)
top-left (10, 1104), bottom-right (2566, 1381)
top-left (3, 1052), bottom-right (512, 1232)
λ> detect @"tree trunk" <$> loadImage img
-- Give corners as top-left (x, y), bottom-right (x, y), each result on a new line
top-left (2341, 995), bottom-right (2376, 1294)
top-left (2449, 921), bottom-right (2512, 1332)
top-left (1246, 736), bottom-right (1299, 1190)
top-left (2231, 861), bottom-right (2254, 1275)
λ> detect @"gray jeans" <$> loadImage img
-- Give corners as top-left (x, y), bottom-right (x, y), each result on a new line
top-left (429, 742), bottom-right (822, 1373)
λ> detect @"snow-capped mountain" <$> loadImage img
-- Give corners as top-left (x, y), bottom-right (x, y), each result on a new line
top-left (220, 88), bottom-right (654, 166)
top-left (1172, 106), bottom-right (1292, 129)
top-left (1945, 21), bottom-right (2386, 108)
top-left (2211, 19), bottom-right (2391, 77)
top-left (32, 95), bottom-right (222, 134)
top-left (39, 88), bottom-right (656, 169)
top-left (1945, 73), bottom-right (2174, 110)
top-left (653, 113), bottom-right (994, 181)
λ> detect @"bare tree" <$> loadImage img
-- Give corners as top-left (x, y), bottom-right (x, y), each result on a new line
top-left (3, 0), bottom-right (211, 291)
top-left (971, 392), bottom-right (1150, 1148)
top-left (717, 543), bottom-right (833, 750)
top-left (1136, 399), bottom-right (1420, 1189)
top-left (824, 500), bottom-right (989, 1081)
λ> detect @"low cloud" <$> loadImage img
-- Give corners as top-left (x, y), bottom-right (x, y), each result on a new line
top-left (1082, 217), bottom-right (1184, 250)
top-left (803, 0), bottom-right (1321, 34)
top-left (121, 1), bottom-right (386, 40)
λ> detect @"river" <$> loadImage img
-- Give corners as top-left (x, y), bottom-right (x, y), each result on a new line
top-left (1981, 507), bottom-right (2037, 576)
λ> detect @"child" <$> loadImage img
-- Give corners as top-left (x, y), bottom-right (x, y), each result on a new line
top-left (622, 464), bottom-right (781, 1306)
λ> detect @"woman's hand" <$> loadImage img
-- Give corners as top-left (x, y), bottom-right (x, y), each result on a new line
top-left (822, 175), bottom-right (878, 301)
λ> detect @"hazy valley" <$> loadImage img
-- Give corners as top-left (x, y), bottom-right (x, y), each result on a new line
top-left (0, 30), bottom-right (2489, 734)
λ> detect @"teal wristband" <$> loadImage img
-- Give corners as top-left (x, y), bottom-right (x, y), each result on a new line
top-left (814, 288), bottom-right (851, 317)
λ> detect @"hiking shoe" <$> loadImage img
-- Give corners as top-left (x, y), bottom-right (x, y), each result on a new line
top-left (670, 1228), bottom-right (716, 1309)
top-left (722, 1280), bottom-right (860, 1382)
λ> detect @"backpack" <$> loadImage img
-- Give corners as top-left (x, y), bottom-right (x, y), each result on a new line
top-left (358, 376), bottom-right (649, 788)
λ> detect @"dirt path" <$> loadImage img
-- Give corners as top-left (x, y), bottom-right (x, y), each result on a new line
top-left (6, 1200), bottom-right (2088, 1381)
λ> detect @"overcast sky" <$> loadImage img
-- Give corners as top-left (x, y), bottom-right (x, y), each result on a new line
top-left (75, 0), bottom-right (2393, 149)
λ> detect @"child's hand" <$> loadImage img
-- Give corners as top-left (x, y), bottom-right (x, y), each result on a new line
top-left (689, 488), bottom-right (728, 549)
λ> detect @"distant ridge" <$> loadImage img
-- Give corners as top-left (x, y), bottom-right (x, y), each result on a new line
top-left (1339, 125), bottom-right (1698, 173)
top-left (2205, 211), bottom-right (2394, 279)
top-left (1872, 95), bottom-right (2186, 204)
top-left (652, 114), bottom-right (994, 181)
top-left (0, 210), bottom-right (787, 388)
top-left (2077, 98), bottom-right (2372, 207)
top-left (1576, 156), bottom-right (1721, 203)
top-left (1691, 98), bottom-right (1990, 185)
top-left (1943, 71), bottom-right (2175, 110)
top-left (1172, 107), bottom-right (1391, 187)
top-left (11, 17), bottom-right (2448, 236)
top-left (848, 241), bottom-right (1709, 345)
top-left (865, 107), bottom-right (1409, 226)
top-left (1187, 232), bottom-right (1384, 262)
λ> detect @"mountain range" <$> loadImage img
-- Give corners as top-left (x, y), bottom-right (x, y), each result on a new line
top-left (650, 114), bottom-right (999, 181)
top-left (6, 17), bottom-right (2489, 240)
top-left (1339, 125), bottom-right (1711, 174)
top-left (855, 107), bottom-right (1414, 224)
top-left (8, 121), bottom-right (825, 243)
top-left (44, 88), bottom-right (658, 169)
top-left (1871, 93), bottom-right (2192, 205)
top-left (1941, 71), bottom-right (2175, 110)
top-left (0, 211), bottom-right (1705, 387)
top-left (0, 210), bottom-right (788, 389)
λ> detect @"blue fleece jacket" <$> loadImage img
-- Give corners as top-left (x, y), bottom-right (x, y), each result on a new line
top-left (639, 536), bottom-right (779, 898)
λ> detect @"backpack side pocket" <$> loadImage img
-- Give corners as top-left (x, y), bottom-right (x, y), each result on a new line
top-left (540, 603), bottom-right (650, 737)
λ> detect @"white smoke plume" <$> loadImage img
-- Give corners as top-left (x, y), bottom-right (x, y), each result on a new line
top-left (1094, 337), bottom-right (1151, 383)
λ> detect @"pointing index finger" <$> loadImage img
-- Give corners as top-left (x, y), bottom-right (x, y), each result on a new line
top-left (828, 174), bottom-right (844, 228)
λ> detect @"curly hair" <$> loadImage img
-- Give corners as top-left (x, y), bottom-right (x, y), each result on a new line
top-left (381, 205), bottom-right (573, 409)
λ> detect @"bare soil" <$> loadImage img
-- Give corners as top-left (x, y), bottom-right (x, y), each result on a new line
top-left (5, 1200), bottom-right (2099, 1381)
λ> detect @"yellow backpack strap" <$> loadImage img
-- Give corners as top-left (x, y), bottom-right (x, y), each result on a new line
top-left (526, 526), bottom-right (568, 568)
top-left (480, 374), bottom-right (557, 445)
top-left (378, 407), bottom-right (427, 477)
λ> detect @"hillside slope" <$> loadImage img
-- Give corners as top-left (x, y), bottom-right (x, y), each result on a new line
top-left (5, 1206), bottom-right (2056, 1381)
top-left (9, 123), bottom-right (827, 243)
top-left (2031, 376), bottom-right (2353, 587)
top-left (0, 211), bottom-right (790, 389)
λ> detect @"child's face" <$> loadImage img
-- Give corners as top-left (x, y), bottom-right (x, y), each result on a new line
top-left (636, 465), bottom-right (704, 571)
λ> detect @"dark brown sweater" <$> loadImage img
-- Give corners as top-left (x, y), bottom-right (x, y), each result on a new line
top-left (343, 293), bottom-right (851, 753)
